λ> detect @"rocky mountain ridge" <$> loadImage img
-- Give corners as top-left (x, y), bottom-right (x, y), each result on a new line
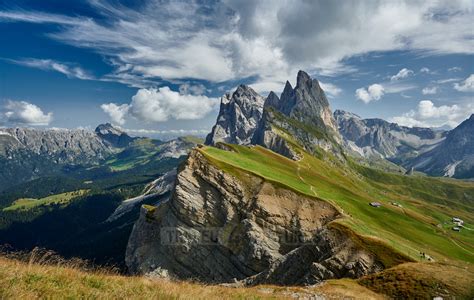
top-left (0, 126), bottom-right (121, 190)
top-left (407, 114), bottom-right (474, 178)
top-left (126, 149), bottom-right (384, 284)
top-left (334, 110), bottom-right (446, 160)
top-left (206, 71), bottom-right (342, 159)
top-left (335, 110), bottom-right (474, 178)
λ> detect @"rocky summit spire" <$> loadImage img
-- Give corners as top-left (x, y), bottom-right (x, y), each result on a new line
top-left (265, 70), bottom-right (340, 138)
top-left (253, 70), bottom-right (343, 159)
top-left (205, 84), bottom-right (264, 146)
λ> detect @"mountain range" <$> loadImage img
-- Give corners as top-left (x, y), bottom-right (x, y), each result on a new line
top-left (206, 72), bottom-right (473, 178)
top-left (0, 71), bottom-right (473, 297)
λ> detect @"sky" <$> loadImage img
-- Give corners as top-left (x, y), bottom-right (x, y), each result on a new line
top-left (0, 0), bottom-right (473, 138)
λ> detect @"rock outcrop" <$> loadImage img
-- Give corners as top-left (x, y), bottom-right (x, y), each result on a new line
top-left (205, 85), bottom-right (264, 146)
top-left (126, 149), bottom-right (384, 284)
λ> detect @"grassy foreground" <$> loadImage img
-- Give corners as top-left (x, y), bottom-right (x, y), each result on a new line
top-left (1, 255), bottom-right (472, 299)
top-left (0, 256), bottom-right (384, 299)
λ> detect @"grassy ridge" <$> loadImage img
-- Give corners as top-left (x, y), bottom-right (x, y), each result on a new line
top-left (201, 145), bottom-right (474, 264)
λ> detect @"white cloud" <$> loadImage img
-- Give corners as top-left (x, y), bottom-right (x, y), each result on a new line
top-left (390, 68), bottom-right (414, 81)
top-left (390, 100), bottom-right (474, 128)
top-left (2, 100), bottom-right (53, 126)
top-left (10, 58), bottom-right (93, 80)
top-left (0, 1), bottom-right (472, 89)
top-left (436, 78), bottom-right (462, 84)
top-left (101, 87), bottom-right (218, 124)
top-left (100, 103), bottom-right (129, 125)
top-left (453, 74), bottom-right (474, 92)
top-left (319, 82), bottom-right (342, 97)
top-left (179, 83), bottom-right (207, 96)
top-left (422, 86), bottom-right (438, 95)
top-left (420, 67), bottom-right (430, 73)
top-left (448, 66), bottom-right (462, 72)
top-left (355, 84), bottom-right (385, 103)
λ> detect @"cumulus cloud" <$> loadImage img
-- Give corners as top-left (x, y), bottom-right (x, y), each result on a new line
top-left (390, 68), bottom-right (414, 81)
top-left (390, 100), bottom-right (473, 128)
top-left (1, 100), bottom-right (53, 126)
top-left (100, 103), bottom-right (129, 125)
top-left (355, 84), bottom-right (385, 103)
top-left (101, 87), bottom-right (218, 124)
top-left (420, 67), bottom-right (431, 73)
top-left (422, 86), bottom-right (438, 95)
top-left (453, 74), bottom-right (474, 92)
top-left (10, 58), bottom-right (93, 80)
top-left (1, 1), bottom-right (473, 89)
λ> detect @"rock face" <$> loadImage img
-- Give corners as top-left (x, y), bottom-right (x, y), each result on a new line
top-left (334, 110), bottom-right (445, 160)
top-left (126, 149), bottom-right (383, 284)
top-left (205, 85), bottom-right (264, 146)
top-left (95, 123), bottom-right (134, 148)
top-left (254, 71), bottom-right (342, 159)
top-left (407, 114), bottom-right (474, 178)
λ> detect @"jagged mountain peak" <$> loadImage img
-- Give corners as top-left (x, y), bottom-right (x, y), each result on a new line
top-left (95, 123), bottom-right (125, 136)
top-left (205, 85), bottom-right (265, 146)
top-left (95, 123), bottom-right (133, 148)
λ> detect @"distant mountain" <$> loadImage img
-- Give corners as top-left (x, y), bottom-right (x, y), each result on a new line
top-left (205, 85), bottom-right (265, 146)
top-left (0, 124), bottom-right (196, 191)
top-left (0, 127), bottom-right (116, 191)
top-left (335, 110), bottom-right (474, 179)
top-left (407, 114), bottom-right (474, 178)
top-left (95, 123), bottom-right (135, 148)
top-left (334, 110), bottom-right (446, 161)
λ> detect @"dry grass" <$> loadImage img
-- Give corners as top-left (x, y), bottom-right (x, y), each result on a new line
top-left (2, 251), bottom-right (470, 299)
top-left (0, 253), bottom-right (383, 300)
top-left (359, 262), bottom-right (474, 299)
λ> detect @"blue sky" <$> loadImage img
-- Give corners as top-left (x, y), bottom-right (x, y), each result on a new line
top-left (0, 0), bottom-right (473, 138)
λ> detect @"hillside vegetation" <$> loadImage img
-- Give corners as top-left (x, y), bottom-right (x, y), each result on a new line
top-left (201, 144), bottom-right (474, 264)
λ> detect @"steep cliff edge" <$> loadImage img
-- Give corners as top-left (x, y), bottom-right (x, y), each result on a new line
top-left (126, 149), bottom-right (389, 284)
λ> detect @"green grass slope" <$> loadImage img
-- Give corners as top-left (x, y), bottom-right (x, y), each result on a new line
top-left (200, 144), bottom-right (474, 265)
top-left (3, 190), bottom-right (89, 212)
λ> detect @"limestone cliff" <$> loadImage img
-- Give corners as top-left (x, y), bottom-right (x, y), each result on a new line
top-left (126, 149), bottom-right (384, 284)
